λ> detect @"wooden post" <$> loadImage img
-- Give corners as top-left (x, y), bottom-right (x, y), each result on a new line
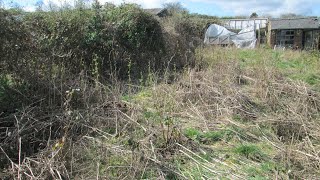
top-left (253, 19), bottom-right (256, 39)
top-left (317, 31), bottom-right (320, 50)
top-left (258, 24), bottom-right (261, 47)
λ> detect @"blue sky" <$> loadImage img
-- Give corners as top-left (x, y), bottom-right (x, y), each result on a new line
top-left (2, 0), bottom-right (320, 17)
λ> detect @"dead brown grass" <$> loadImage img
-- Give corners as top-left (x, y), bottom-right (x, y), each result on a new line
top-left (1, 47), bottom-right (320, 179)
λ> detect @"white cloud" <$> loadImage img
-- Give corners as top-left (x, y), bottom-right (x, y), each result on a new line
top-left (23, 4), bottom-right (36, 11)
top-left (189, 0), bottom-right (318, 16)
top-left (101, 0), bottom-right (179, 8)
top-left (6, 0), bottom-right (319, 16)
top-left (39, 0), bottom-right (177, 9)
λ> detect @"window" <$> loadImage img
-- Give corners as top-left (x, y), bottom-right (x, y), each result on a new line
top-left (276, 30), bottom-right (295, 47)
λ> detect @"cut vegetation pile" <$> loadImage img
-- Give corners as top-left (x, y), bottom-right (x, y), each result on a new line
top-left (1, 3), bottom-right (320, 180)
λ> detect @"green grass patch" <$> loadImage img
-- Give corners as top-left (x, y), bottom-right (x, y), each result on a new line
top-left (184, 128), bottom-right (234, 143)
top-left (202, 129), bottom-right (233, 142)
top-left (246, 166), bottom-right (268, 180)
top-left (303, 73), bottom-right (320, 85)
top-left (239, 49), bottom-right (259, 62)
top-left (184, 128), bottom-right (202, 141)
top-left (276, 59), bottom-right (304, 70)
top-left (234, 144), bottom-right (265, 160)
top-left (245, 161), bottom-right (285, 180)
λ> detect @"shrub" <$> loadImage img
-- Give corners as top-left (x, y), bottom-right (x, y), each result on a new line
top-left (0, 75), bottom-right (22, 115)
top-left (0, 4), bottom-right (198, 177)
top-left (107, 4), bottom-right (164, 53)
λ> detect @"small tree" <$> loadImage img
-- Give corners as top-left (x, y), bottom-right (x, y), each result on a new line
top-left (250, 12), bottom-right (258, 18)
top-left (164, 2), bottom-right (188, 16)
top-left (35, 0), bottom-right (44, 11)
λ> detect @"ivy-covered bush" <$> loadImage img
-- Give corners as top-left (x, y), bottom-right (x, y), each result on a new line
top-left (0, 3), bottom-right (199, 175)
top-left (106, 4), bottom-right (164, 53)
top-left (0, 9), bottom-right (36, 78)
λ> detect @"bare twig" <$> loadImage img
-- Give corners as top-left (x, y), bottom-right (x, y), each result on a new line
top-left (18, 137), bottom-right (21, 180)
top-left (117, 110), bottom-right (147, 132)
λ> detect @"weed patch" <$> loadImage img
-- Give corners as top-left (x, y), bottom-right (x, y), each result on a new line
top-left (234, 144), bottom-right (265, 160)
top-left (184, 128), bottom-right (234, 144)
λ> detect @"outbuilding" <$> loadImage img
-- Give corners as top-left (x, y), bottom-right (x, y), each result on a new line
top-left (267, 18), bottom-right (320, 50)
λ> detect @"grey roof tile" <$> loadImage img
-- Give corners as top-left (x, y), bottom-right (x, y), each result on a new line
top-left (270, 18), bottom-right (320, 30)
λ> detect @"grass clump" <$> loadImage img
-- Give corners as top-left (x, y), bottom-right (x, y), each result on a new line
top-left (299, 73), bottom-right (320, 85)
top-left (184, 128), bottom-right (202, 141)
top-left (184, 128), bottom-right (233, 143)
top-left (234, 144), bottom-right (264, 160)
top-left (202, 130), bottom-right (233, 142)
top-left (245, 161), bottom-right (286, 180)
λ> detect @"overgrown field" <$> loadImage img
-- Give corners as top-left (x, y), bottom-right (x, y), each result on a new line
top-left (1, 3), bottom-right (320, 180)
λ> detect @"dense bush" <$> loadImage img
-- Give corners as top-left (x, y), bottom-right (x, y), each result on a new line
top-left (0, 9), bottom-right (36, 79)
top-left (107, 4), bottom-right (164, 52)
top-left (0, 3), bottom-right (198, 174)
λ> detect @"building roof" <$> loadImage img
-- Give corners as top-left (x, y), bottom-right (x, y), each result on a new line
top-left (144, 8), bottom-right (167, 16)
top-left (270, 18), bottom-right (320, 30)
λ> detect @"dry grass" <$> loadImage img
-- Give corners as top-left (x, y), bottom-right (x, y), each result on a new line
top-left (1, 47), bottom-right (320, 179)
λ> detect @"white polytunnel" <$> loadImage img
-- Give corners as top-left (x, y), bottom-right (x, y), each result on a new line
top-left (204, 24), bottom-right (257, 49)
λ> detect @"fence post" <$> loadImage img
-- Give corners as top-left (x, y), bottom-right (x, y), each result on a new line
top-left (258, 24), bottom-right (261, 47)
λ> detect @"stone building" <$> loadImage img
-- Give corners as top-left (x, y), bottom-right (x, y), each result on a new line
top-left (267, 18), bottom-right (320, 50)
